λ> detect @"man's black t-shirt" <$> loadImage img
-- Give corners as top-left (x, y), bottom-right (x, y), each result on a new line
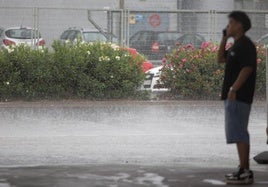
top-left (221, 35), bottom-right (257, 104)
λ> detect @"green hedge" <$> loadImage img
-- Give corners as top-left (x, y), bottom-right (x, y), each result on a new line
top-left (0, 41), bottom-right (145, 100)
top-left (1, 41), bottom-right (265, 101)
top-left (161, 42), bottom-right (266, 99)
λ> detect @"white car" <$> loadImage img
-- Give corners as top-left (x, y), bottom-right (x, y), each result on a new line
top-left (141, 65), bottom-right (169, 92)
top-left (60, 27), bottom-right (118, 44)
top-left (256, 33), bottom-right (268, 45)
top-left (0, 27), bottom-right (45, 49)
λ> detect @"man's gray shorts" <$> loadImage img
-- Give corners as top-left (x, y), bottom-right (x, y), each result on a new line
top-left (224, 99), bottom-right (251, 144)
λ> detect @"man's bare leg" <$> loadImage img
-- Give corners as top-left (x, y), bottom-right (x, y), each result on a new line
top-left (237, 142), bottom-right (250, 169)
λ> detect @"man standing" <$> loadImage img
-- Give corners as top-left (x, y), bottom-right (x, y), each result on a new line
top-left (218, 11), bottom-right (257, 184)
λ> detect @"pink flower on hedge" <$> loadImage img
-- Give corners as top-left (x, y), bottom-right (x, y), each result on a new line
top-left (181, 58), bottom-right (187, 63)
top-left (185, 44), bottom-right (195, 50)
top-left (194, 55), bottom-right (199, 59)
top-left (179, 63), bottom-right (184, 69)
top-left (168, 63), bottom-right (174, 67)
top-left (186, 68), bottom-right (190, 73)
top-left (162, 58), bottom-right (167, 64)
top-left (212, 45), bottom-right (218, 52)
top-left (179, 47), bottom-right (186, 52)
top-left (201, 41), bottom-right (211, 49)
top-left (175, 42), bottom-right (181, 46)
top-left (257, 58), bottom-right (262, 64)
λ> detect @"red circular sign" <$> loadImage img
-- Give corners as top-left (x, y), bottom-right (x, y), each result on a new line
top-left (149, 14), bottom-right (161, 28)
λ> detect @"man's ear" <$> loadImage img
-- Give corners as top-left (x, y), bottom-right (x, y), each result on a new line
top-left (237, 22), bottom-right (244, 33)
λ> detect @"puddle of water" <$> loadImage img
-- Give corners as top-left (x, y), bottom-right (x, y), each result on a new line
top-left (0, 183), bottom-right (11, 187)
top-left (257, 181), bottom-right (268, 184)
top-left (135, 173), bottom-right (168, 187)
top-left (67, 172), bottom-right (168, 186)
top-left (203, 179), bottom-right (226, 185)
top-left (105, 173), bottom-right (130, 181)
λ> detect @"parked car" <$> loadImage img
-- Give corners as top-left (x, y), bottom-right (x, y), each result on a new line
top-left (129, 31), bottom-right (182, 60)
top-left (0, 27), bottom-right (4, 36)
top-left (175, 33), bottom-right (206, 49)
top-left (256, 34), bottom-right (268, 45)
top-left (0, 26), bottom-right (45, 49)
top-left (60, 27), bottom-right (118, 43)
top-left (141, 65), bottom-right (169, 92)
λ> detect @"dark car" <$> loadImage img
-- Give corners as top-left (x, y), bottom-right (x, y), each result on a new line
top-left (175, 33), bottom-right (206, 49)
top-left (129, 31), bottom-right (182, 60)
top-left (256, 34), bottom-right (268, 45)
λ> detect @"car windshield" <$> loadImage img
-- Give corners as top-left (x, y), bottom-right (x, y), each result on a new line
top-left (258, 36), bottom-right (268, 44)
top-left (60, 30), bottom-right (70, 40)
top-left (157, 32), bottom-right (182, 42)
top-left (105, 33), bottom-right (118, 43)
top-left (5, 28), bottom-right (41, 39)
top-left (83, 32), bottom-right (107, 42)
top-left (177, 34), bottom-right (204, 47)
top-left (0, 28), bottom-right (4, 36)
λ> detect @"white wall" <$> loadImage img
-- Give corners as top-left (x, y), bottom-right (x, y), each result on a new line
top-left (181, 0), bottom-right (234, 10)
top-left (0, 0), bottom-right (118, 9)
top-left (199, 0), bottom-right (234, 10)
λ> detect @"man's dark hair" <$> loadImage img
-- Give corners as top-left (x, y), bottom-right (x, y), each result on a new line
top-left (228, 11), bottom-right (251, 32)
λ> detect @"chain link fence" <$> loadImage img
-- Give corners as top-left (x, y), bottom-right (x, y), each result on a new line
top-left (1, 7), bottom-right (268, 59)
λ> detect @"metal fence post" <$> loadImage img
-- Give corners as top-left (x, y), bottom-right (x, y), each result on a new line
top-left (126, 9), bottom-right (129, 47)
top-left (266, 47), bottom-right (268, 137)
top-left (107, 10), bottom-right (112, 42)
top-left (124, 9), bottom-right (129, 47)
top-left (32, 7), bottom-right (37, 48)
top-left (119, 9), bottom-right (124, 46)
top-left (32, 7), bottom-right (40, 49)
top-left (208, 10), bottom-right (216, 41)
top-left (37, 7), bottom-right (40, 48)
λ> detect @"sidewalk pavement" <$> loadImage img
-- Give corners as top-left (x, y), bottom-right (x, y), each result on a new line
top-left (0, 164), bottom-right (267, 187)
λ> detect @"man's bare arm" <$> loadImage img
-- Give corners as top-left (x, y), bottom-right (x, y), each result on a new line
top-left (217, 36), bottom-right (228, 64)
top-left (231, 67), bottom-right (254, 92)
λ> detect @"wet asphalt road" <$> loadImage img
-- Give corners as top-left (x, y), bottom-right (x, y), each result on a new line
top-left (0, 100), bottom-right (267, 186)
top-left (0, 164), bottom-right (268, 187)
